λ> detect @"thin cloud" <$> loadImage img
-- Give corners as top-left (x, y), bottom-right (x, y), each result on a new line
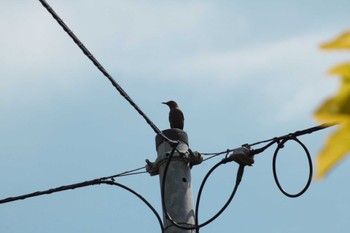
top-left (170, 32), bottom-right (334, 82)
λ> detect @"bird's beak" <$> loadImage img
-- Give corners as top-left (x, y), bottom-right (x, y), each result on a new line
top-left (162, 102), bottom-right (167, 105)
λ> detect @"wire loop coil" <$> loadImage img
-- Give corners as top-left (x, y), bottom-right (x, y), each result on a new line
top-left (272, 136), bottom-right (313, 198)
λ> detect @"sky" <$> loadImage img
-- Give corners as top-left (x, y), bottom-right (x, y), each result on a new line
top-left (1, 0), bottom-right (350, 232)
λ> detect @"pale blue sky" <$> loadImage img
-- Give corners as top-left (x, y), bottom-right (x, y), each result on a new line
top-left (1, 1), bottom-right (350, 233)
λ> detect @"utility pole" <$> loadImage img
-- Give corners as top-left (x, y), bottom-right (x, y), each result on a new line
top-left (147, 129), bottom-right (201, 233)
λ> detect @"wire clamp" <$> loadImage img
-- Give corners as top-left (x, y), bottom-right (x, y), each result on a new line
top-left (146, 149), bottom-right (203, 176)
top-left (222, 145), bottom-right (254, 166)
top-left (188, 149), bottom-right (203, 167)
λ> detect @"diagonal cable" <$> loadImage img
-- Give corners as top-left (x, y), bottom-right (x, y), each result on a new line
top-left (38, 0), bottom-right (173, 143)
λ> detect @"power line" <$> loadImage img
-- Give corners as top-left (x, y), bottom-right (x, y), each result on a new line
top-left (101, 181), bottom-right (164, 233)
top-left (0, 167), bottom-right (162, 231)
top-left (103, 166), bottom-right (147, 178)
top-left (200, 123), bottom-right (335, 161)
top-left (272, 136), bottom-right (313, 198)
top-left (0, 166), bottom-right (146, 205)
top-left (38, 0), bottom-right (174, 144)
top-left (0, 179), bottom-right (102, 205)
top-left (201, 150), bottom-right (230, 162)
top-left (0, 123), bottom-right (335, 233)
top-left (248, 122), bottom-right (335, 150)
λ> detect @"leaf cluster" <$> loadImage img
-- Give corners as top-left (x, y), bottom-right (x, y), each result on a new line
top-left (315, 30), bottom-right (350, 178)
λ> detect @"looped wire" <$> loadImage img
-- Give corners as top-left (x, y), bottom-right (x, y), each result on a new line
top-left (272, 136), bottom-right (313, 198)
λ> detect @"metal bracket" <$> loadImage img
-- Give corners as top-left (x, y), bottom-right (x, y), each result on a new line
top-left (146, 149), bottom-right (203, 176)
top-left (222, 146), bottom-right (254, 166)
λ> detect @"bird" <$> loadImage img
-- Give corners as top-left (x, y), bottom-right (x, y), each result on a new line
top-left (162, 100), bottom-right (184, 130)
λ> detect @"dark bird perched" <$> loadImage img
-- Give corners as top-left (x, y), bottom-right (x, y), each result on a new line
top-left (162, 100), bottom-right (184, 130)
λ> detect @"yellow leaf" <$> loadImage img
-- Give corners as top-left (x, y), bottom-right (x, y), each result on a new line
top-left (328, 63), bottom-right (350, 79)
top-left (321, 30), bottom-right (350, 49)
top-left (314, 80), bottom-right (350, 123)
top-left (315, 29), bottom-right (350, 179)
top-left (316, 123), bottom-right (350, 179)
